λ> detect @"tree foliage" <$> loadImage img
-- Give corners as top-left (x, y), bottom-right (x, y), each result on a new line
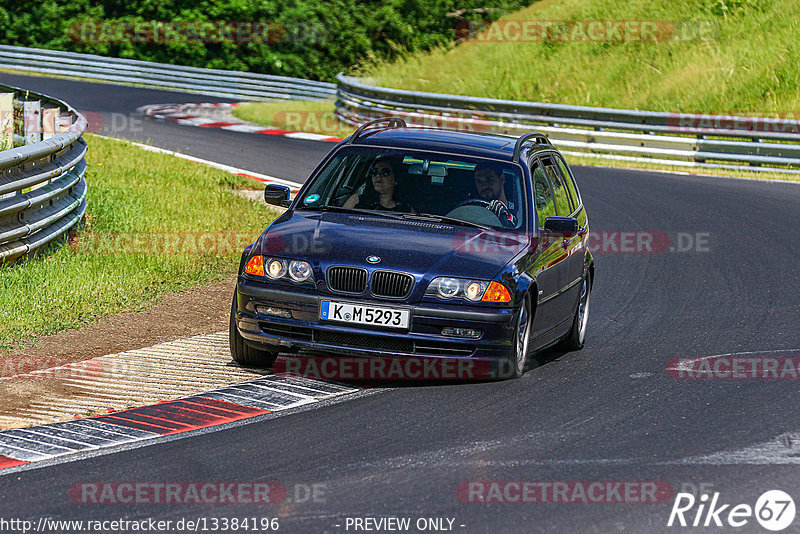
top-left (0, 0), bottom-right (532, 80)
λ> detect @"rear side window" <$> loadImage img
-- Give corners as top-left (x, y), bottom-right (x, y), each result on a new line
top-left (531, 162), bottom-right (556, 227)
top-left (542, 156), bottom-right (573, 216)
top-left (556, 155), bottom-right (581, 210)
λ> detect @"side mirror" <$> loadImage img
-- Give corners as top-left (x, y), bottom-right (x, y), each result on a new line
top-left (543, 216), bottom-right (578, 237)
top-left (264, 184), bottom-right (291, 207)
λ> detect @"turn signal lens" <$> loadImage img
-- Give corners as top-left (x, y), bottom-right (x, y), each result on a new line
top-left (482, 281), bottom-right (511, 303)
top-left (244, 255), bottom-right (265, 276)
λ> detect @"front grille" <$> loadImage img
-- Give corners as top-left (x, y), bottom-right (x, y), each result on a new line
top-left (371, 270), bottom-right (414, 298)
top-left (326, 266), bottom-right (368, 294)
top-left (314, 330), bottom-right (414, 353)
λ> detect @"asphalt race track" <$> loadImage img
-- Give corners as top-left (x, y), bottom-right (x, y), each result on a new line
top-left (2, 73), bottom-right (800, 532)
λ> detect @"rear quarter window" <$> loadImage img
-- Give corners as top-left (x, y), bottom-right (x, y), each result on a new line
top-left (531, 163), bottom-right (556, 227)
top-left (542, 156), bottom-right (573, 216)
top-left (556, 155), bottom-right (581, 211)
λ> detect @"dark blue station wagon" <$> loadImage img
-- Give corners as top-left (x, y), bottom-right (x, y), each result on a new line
top-left (231, 118), bottom-right (593, 379)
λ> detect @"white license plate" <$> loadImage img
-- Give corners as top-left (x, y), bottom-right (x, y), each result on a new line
top-left (319, 300), bottom-right (410, 329)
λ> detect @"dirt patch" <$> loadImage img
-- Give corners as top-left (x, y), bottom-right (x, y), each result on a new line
top-left (4, 274), bottom-right (237, 367)
top-left (0, 274), bottom-right (238, 426)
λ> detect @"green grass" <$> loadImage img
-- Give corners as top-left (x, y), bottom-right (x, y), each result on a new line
top-left (0, 134), bottom-right (276, 351)
top-left (232, 100), bottom-right (356, 138)
top-left (364, 0), bottom-right (800, 114)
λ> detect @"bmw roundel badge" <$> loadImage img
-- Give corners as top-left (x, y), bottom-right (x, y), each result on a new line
top-left (367, 255), bottom-right (381, 264)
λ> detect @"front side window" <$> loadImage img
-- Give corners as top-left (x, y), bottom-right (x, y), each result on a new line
top-left (298, 147), bottom-right (528, 232)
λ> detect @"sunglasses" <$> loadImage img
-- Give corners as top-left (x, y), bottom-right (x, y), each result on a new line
top-left (369, 167), bottom-right (393, 177)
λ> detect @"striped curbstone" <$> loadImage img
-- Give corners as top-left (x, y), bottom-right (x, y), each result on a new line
top-left (0, 331), bottom-right (356, 430)
top-left (139, 103), bottom-right (344, 143)
top-left (0, 372), bottom-right (358, 469)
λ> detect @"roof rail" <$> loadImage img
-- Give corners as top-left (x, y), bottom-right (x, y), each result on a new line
top-left (512, 132), bottom-right (550, 163)
top-left (347, 117), bottom-right (407, 144)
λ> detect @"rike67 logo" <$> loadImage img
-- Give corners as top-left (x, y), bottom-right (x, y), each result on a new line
top-left (668, 490), bottom-right (796, 531)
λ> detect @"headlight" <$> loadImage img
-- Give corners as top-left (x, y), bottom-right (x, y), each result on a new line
top-left (464, 281), bottom-right (484, 301)
top-left (426, 277), bottom-right (489, 301)
top-left (288, 260), bottom-right (313, 282)
top-left (266, 258), bottom-right (288, 279)
top-left (437, 277), bottom-right (460, 298)
top-left (261, 257), bottom-right (314, 283)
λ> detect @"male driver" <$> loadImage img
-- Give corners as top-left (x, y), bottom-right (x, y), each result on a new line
top-left (473, 163), bottom-right (517, 226)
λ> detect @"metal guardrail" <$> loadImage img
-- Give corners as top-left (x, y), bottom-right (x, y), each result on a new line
top-left (0, 45), bottom-right (336, 102)
top-left (336, 74), bottom-right (800, 174)
top-left (0, 82), bottom-right (87, 262)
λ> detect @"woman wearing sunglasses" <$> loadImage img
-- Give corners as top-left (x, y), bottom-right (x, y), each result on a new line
top-left (343, 157), bottom-right (414, 212)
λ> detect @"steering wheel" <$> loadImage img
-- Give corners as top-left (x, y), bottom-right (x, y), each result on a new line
top-left (453, 198), bottom-right (514, 227)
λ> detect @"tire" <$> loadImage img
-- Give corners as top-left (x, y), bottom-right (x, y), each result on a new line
top-left (503, 295), bottom-right (532, 379)
top-left (229, 291), bottom-right (279, 367)
top-left (559, 273), bottom-right (591, 352)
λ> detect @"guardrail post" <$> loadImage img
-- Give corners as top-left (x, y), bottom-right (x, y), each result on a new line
top-left (42, 107), bottom-right (58, 140)
top-left (55, 114), bottom-right (73, 133)
top-left (22, 100), bottom-right (42, 144)
top-left (0, 93), bottom-right (11, 150)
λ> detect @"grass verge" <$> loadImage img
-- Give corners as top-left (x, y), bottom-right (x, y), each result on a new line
top-left (0, 134), bottom-right (276, 351)
top-left (364, 0), bottom-right (800, 115)
top-left (232, 100), bottom-right (355, 138)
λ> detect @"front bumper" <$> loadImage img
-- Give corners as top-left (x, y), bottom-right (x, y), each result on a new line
top-left (235, 278), bottom-right (516, 367)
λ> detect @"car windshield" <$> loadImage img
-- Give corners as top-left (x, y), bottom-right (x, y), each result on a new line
top-left (296, 146), bottom-right (527, 232)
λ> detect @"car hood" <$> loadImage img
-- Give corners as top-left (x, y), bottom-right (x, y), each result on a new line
top-left (255, 211), bottom-right (529, 280)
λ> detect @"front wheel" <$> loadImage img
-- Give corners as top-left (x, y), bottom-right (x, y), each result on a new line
top-left (229, 291), bottom-right (279, 367)
top-left (503, 296), bottom-right (532, 379)
top-left (559, 273), bottom-right (591, 351)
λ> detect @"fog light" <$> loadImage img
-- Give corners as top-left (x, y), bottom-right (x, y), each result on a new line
top-left (257, 306), bottom-right (292, 319)
top-left (442, 327), bottom-right (482, 339)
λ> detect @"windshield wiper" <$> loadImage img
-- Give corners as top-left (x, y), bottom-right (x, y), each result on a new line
top-left (400, 213), bottom-right (492, 231)
top-left (295, 205), bottom-right (402, 218)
